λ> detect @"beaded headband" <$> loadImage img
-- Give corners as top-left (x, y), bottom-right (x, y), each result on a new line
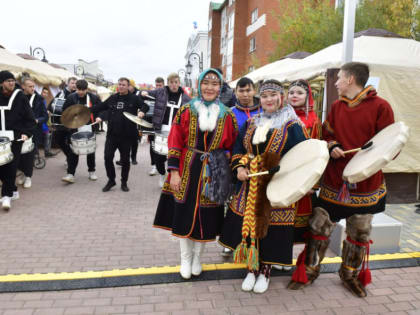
top-left (203, 73), bottom-right (221, 82)
top-left (289, 80), bottom-right (309, 92)
top-left (259, 82), bottom-right (283, 94)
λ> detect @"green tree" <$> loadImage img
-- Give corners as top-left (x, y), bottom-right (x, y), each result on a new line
top-left (271, 0), bottom-right (343, 61)
top-left (271, 0), bottom-right (420, 62)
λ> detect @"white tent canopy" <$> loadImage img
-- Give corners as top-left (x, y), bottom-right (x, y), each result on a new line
top-left (239, 36), bottom-right (420, 173)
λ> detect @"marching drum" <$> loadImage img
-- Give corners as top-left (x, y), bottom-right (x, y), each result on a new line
top-left (70, 131), bottom-right (96, 155)
top-left (0, 137), bottom-right (13, 166)
top-left (51, 98), bottom-right (66, 127)
top-left (267, 139), bottom-right (330, 208)
top-left (343, 121), bottom-right (410, 184)
top-left (153, 131), bottom-right (169, 156)
top-left (21, 136), bottom-right (34, 154)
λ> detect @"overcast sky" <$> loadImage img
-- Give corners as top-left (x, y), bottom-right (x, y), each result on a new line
top-left (1, 0), bottom-right (221, 84)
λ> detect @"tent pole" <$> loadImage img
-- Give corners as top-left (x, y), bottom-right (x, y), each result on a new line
top-left (342, 0), bottom-right (357, 64)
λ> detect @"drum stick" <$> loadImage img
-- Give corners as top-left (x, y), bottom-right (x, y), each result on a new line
top-left (343, 141), bottom-right (373, 154)
top-left (248, 165), bottom-right (280, 178)
top-left (89, 121), bottom-right (100, 126)
top-left (144, 94), bottom-right (155, 100)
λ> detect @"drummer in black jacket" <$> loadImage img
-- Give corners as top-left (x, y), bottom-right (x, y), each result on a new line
top-left (61, 79), bottom-right (102, 183)
top-left (92, 77), bottom-right (148, 192)
top-left (0, 71), bottom-right (36, 211)
top-left (17, 77), bottom-right (49, 189)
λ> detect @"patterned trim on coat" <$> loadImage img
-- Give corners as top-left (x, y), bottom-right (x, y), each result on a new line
top-left (319, 183), bottom-right (387, 207)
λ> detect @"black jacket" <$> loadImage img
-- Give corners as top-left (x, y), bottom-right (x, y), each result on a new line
top-left (62, 92), bottom-right (102, 132)
top-left (26, 92), bottom-right (48, 126)
top-left (147, 87), bottom-right (191, 130)
top-left (0, 87), bottom-right (36, 140)
top-left (91, 92), bottom-right (148, 138)
top-left (220, 82), bottom-right (236, 108)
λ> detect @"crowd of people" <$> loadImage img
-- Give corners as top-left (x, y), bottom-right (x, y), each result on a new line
top-left (0, 61), bottom-right (394, 297)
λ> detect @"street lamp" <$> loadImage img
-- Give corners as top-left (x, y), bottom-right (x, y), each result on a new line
top-left (185, 51), bottom-right (203, 74)
top-left (30, 46), bottom-right (48, 63)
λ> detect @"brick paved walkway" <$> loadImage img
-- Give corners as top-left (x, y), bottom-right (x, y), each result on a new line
top-left (0, 267), bottom-right (419, 314)
top-left (0, 134), bottom-right (419, 314)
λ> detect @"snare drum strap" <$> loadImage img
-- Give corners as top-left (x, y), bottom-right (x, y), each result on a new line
top-left (0, 89), bottom-right (21, 132)
top-left (29, 94), bottom-right (36, 108)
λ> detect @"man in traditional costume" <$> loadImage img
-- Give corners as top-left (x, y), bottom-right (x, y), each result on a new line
top-left (0, 71), bottom-right (36, 210)
top-left (219, 77), bottom-right (261, 257)
top-left (288, 62), bottom-right (394, 298)
top-left (228, 79), bottom-right (308, 293)
top-left (153, 69), bottom-right (238, 280)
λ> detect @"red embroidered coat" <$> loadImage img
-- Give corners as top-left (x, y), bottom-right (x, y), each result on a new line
top-left (319, 87), bottom-right (394, 219)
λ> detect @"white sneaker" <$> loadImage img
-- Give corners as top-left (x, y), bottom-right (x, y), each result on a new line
top-left (23, 177), bottom-right (32, 188)
top-left (12, 191), bottom-right (19, 200)
top-left (253, 274), bottom-right (270, 294)
top-left (221, 247), bottom-right (232, 257)
top-left (241, 272), bottom-right (256, 291)
top-left (159, 174), bottom-right (166, 188)
top-left (272, 265), bottom-right (292, 271)
top-left (88, 172), bottom-right (98, 181)
top-left (2, 196), bottom-right (11, 210)
top-left (149, 165), bottom-right (158, 176)
top-left (16, 175), bottom-right (25, 185)
top-left (62, 174), bottom-right (75, 183)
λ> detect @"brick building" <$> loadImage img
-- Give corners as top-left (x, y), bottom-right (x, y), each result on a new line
top-left (208, 0), bottom-right (282, 81)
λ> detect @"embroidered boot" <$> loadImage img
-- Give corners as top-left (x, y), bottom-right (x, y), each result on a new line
top-left (288, 207), bottom-right (335, 290)
top-left (339, 239), bottom-right (367, 297)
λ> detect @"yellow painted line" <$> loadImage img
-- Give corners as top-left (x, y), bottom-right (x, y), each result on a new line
top-left (0, 252), bottom-right (418, 283)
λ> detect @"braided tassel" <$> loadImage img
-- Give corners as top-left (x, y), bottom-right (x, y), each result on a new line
top-left (247, 238), bottom-right (259, 271)
top-left (233, 238), bottom-right (248, 264)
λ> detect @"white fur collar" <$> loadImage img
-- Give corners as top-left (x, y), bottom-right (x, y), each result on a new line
top-left (194, 100), bottom-right (220, 132)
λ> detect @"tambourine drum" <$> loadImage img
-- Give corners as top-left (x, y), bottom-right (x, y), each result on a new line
top-left (343, 121), bottom-right (410, 184)
top-left (21, 136), bottom-right (34, 154)
top-left (70, 131), bottom-right (96, 155)
top-left (51, 98), bottom-right (65, 126)
top-left (267, 139), bottom-right (329, 208)
top-left (153, 131), bottom-right (169, 156)
top-left (0, 137), bottom-right (13, 166)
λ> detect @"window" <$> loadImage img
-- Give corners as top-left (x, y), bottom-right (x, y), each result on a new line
top-left (251, 8), bottom-right (258, 24)
top-left (229, 0), bottom-right (235, 6)
top-left (208, 18), bottom-right (212, 31)
top-left (248, 65), bottom-right (255, 72)
top-left (249, 37), bottom-right (256, 52)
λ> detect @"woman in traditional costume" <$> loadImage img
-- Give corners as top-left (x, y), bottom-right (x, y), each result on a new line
top-left (231, 79), bottom-right (308, 293)
top-left (153, 69), bottom-right (238, 280)
top-left (287, 79), bottom-right (322, 244)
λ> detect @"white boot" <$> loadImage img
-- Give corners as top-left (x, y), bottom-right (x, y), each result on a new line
top-left (179, 238), bottom-right (193, 279)
top-left (241, 272), bottom-right (256, 291)
top-left (253, 274), bottom-right (270, 294)
top-left (191, 241), bottom-right (205, 276)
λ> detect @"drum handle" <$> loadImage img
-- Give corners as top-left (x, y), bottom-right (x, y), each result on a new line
top-left (342, 141), bottom-right (373, 155)
top-left (248, 165), bottom-right (280, 178)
